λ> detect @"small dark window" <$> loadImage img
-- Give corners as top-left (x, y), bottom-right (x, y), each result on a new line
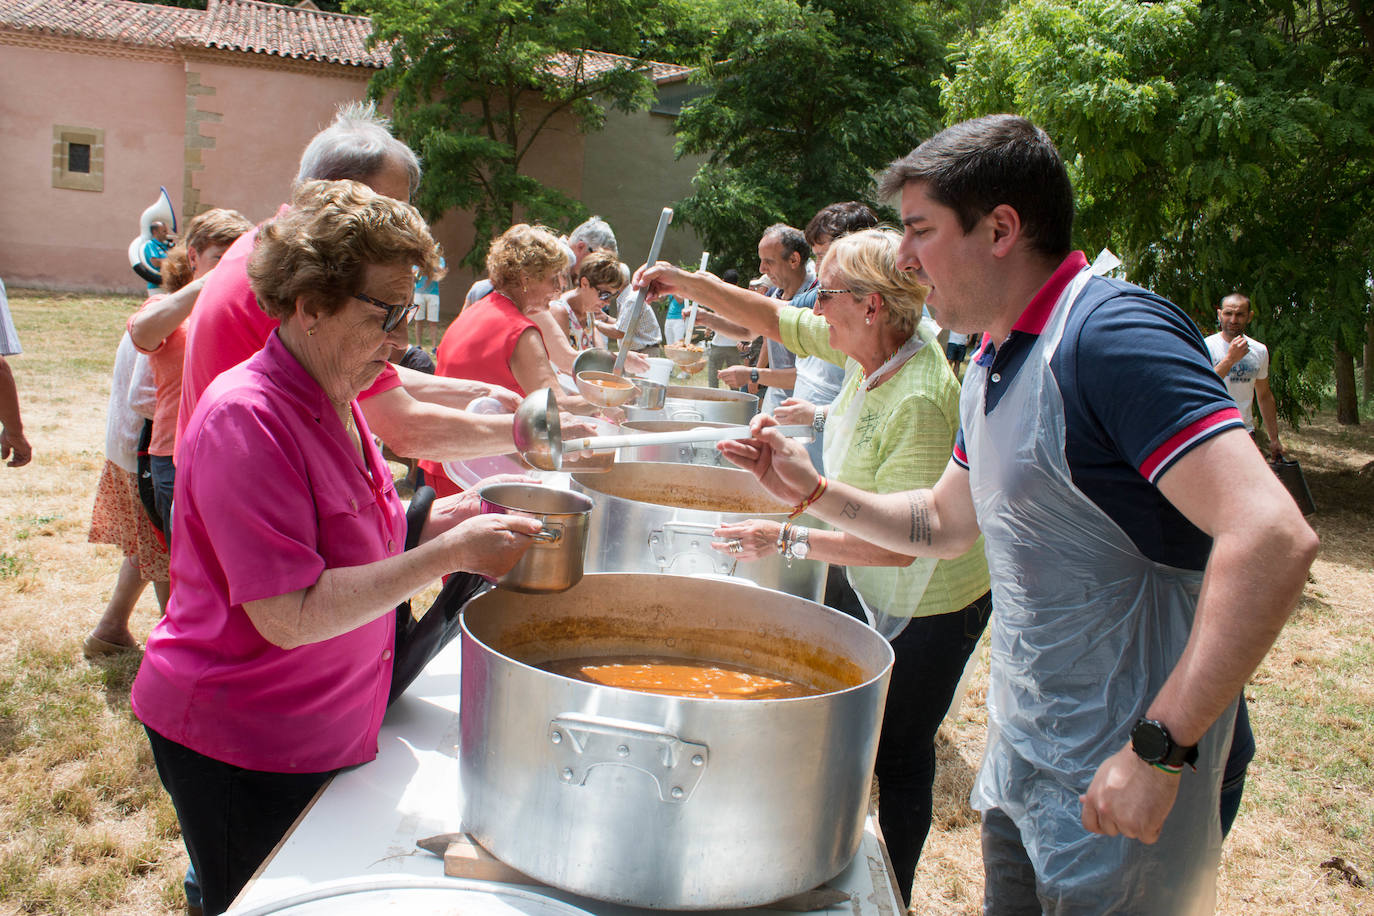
top-left (68, 143), bottom-right (91, 173)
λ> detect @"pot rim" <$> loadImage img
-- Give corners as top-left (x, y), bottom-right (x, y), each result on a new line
top-left (459, 573), bottom-right (894, 704)
top-left (477, 482), bottom-right (594, 517)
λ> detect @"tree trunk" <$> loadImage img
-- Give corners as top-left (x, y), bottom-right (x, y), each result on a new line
top-left (1335, 339), bottom-right (1360, 425)
top-left (1364, 312), bottom-right (1373, 400)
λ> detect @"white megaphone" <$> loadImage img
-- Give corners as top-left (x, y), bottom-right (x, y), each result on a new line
top-left (127, 186), bottom-right (177, 285)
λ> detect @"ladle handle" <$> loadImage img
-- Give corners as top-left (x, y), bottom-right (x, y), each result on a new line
top-left (563, 424), bottom-right (813, 453)
top-left (680, 251), bottom-right (709, 343)
top-left (612, 207), bottom-right (674, 377)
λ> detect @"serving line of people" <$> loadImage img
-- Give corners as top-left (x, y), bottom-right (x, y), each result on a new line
top-left (710, 115), bottom-right (1316, 914)
top-left (634, 227), bottom-right (992, 908)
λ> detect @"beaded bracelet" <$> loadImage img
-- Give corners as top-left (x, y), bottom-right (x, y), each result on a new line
top-left (790, 476), bottom-right (828, 520)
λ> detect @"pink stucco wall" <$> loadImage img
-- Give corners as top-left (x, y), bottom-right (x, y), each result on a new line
top-left (0, 37), bottom-right (590, 308)
top-left (189, 59), bottom-right (370, 224)
top-left (0, 42), bottom-right (185, 292)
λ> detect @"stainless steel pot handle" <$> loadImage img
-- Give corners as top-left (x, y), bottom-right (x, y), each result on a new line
top-left (667, 406), bottom-right (704, 422)
top-left (532, 522), bottom-right (562, 544)
top-left (548, 713), bottom-right (709, 803)
top-left (648, 521), bottom-right (739, 577)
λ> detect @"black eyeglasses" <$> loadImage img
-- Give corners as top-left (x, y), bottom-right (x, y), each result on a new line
top-left (354, 292), bottom-right (419, 332)
top-left (817, 288), bottom-right (853, 303)
top-left (595, 288), bottom-right (617, 302)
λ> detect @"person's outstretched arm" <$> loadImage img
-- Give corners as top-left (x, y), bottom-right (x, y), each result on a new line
top-left (718, 414), bottom-right (981, 559)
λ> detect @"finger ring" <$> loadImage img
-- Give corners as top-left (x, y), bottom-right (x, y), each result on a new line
top-left (728, 538), bottom-right (743, 553)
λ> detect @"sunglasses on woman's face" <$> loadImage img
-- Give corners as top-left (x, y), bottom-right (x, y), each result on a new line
top-left (354, 292), bottom-right (419, 332)
top-left (595, 288), bottom-right (617, 302)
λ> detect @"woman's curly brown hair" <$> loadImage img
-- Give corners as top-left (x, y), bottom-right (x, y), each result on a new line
top-left (159, 208), bottom-right (253, 293)
top-left (248, 179), bottom-right (443, 321)
top-left (486, 223), bottom-right (570, 291)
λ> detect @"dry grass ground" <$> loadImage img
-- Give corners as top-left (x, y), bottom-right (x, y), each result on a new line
top-left (1, 289), bottom-right (1371, 914)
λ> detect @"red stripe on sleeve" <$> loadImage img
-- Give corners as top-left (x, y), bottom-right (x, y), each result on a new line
top-left (1138, 407), bottom-right (1244, 483)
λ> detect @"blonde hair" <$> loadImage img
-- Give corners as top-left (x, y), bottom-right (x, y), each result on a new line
top-left (486, 224), bottom-right (571, 290)
top-left (819, 228), bottom-right (927, 337)
top-left (160, 208), bottom-right (253, 292)
top-left (248, 179), bottom-right (443, 321)
top-left (574, 250), bottom-right (625, 292)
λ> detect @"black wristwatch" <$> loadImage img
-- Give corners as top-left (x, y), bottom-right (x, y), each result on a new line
top-left (750, 368), bottom-right (760, 384)
top-left (1130, 717), bottom-right (1198, 770)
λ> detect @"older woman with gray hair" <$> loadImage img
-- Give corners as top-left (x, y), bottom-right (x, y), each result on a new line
top-left (132, 180), bottom-right (541, 915)
top-left (634, 228), bottom-right (992, 907)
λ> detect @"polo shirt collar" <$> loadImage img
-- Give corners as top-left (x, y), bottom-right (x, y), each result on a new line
top-left (253, 331), bottom-right (333, 422)
top-left (1010, 251), bottom-right (1090, 335)
top-left (974, 250), bottom-right (1090, 365)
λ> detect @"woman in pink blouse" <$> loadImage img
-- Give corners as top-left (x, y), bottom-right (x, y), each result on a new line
top-left (131, 180), bottom-right (541, 915)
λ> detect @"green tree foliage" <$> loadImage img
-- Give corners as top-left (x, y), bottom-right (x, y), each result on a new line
top-left (361, 0), bottom-right (661, 268)
top-left (942, 0), bottom-right (1374, 421)
top-left (672, 0), bottom-right (947, 271)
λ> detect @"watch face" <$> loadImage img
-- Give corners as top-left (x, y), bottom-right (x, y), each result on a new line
top-left (1130, 719), bottom-right (1169, 762)
top-left (791, 538), bottom-right (809, 559)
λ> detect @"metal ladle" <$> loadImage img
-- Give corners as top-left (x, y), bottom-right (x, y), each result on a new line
top-left (511, 388), bottom-right (563, 471)
top-left (572, 347), bottom-right (615, 376)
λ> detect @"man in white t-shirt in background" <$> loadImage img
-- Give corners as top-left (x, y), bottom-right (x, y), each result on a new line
top-left (1204, 293), bottom-right (1283, 460)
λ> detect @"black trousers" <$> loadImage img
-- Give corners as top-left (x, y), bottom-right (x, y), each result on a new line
top-left (145, 726), bottom-right (332, 916)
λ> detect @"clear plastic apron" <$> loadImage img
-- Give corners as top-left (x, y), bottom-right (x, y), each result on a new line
top-left (823, 329), bottom-right (937, 640)
top-left (963, 268), bottom-right (1234, 913)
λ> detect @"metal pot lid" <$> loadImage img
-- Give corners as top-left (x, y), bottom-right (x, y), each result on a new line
top-left (229, 876), bottom-right (599, 916)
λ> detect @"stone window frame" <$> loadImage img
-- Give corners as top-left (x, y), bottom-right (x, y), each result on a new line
top-left (53, 125), bottom-right (105, 192)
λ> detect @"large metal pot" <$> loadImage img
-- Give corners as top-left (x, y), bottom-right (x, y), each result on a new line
top-left (624, 385), bottom-right (756, 424)
top-left (617, 419), bottom-right (732, 466)
top-left (571, 462), bottom-right (826, 601)
top-left (459, 573), bottom-right (894, 909)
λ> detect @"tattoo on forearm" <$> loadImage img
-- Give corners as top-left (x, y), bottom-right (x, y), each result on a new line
top-left (842, 501), bottom-right (860, 519)
top-left (908, 491), bottom-right (932, 545)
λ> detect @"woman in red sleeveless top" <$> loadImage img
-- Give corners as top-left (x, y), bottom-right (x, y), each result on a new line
top-left (422, 224), bottom-right (598, 495)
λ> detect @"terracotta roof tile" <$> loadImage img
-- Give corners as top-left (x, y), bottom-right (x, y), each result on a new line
top-left (551, 48), bottom-right (693, 85)
top-left (0, 0), bottom-right (201, 49)
top-left (0, 0), bottom-right (691, 82)
top-left (196, 0), bottom-right (387, 67)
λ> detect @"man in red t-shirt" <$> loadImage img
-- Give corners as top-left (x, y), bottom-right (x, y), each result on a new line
top-left (177, 103), bottom-right (523, 468)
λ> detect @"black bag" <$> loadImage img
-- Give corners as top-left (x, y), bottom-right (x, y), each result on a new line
top-left (388, 485), bottom-right (488, 704)
top-left (135, 419), bottom-right (167, 543)
top-left (1270, 457), bottom-right (1316, 516)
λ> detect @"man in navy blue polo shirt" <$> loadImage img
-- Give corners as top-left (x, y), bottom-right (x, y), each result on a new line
top-left (720, 115), bottom-right (1317, 914)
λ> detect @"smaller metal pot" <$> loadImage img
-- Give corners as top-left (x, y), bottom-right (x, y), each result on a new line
top-left (625, 385), bottom-right (757, 424)
top-left (477, 483), bottom-right (594, 593)
top-left (627, 378), bottom-right (666, 410)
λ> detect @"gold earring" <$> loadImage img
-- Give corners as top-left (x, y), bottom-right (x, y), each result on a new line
top-left (307, 327), bottom-right (316, 336)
